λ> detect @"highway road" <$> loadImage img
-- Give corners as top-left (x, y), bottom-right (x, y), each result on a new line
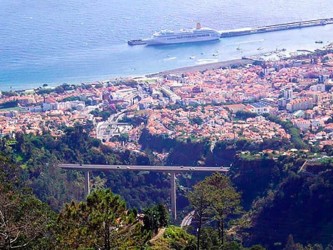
top-left (180, 211), bottom-right (195, 228)
top-left (59, 164), bottom-right (230, 173)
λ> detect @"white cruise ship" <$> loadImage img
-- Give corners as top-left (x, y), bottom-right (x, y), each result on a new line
top-left (144, 23), bottom-right (221, 45)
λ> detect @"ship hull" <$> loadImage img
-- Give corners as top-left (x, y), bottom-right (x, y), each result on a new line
top-left (145, 35), bottom-right (220, 46)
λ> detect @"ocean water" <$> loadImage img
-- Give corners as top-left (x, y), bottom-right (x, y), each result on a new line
top-left (1, 0), bottom-right (333, 91)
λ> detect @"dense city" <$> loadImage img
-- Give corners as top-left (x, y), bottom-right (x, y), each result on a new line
top-left (2, 47), bottom-right (333, 156)
top-left (3, 1), bottom-right (333, 249)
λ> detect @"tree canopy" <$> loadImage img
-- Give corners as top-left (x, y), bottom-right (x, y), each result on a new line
top-left (56, 189), bottom-right (136, 249)
top-left (187, 173), bottom-right (242, 249)
top-left (0, 154), bottom-right (55, 249)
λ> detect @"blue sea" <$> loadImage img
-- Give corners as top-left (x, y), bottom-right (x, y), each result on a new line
top-left (1, 0), bottom-right (333, 91)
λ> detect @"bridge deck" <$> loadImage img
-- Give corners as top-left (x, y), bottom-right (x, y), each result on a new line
top-left (59, 164), bottom-right (229, 172)
top-left (59, 164), bottom-right (229, 221)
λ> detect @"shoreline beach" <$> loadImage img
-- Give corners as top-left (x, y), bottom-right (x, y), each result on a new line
top-left (146, 58), bottom-right (254, 77)
top-left (0, 58), bottom-right (255, 93)
top-left (2, 42), bottom-right (333, 93)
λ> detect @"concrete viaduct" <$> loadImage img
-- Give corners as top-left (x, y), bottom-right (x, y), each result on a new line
top-left (59, 164), bottom-right (229, 220)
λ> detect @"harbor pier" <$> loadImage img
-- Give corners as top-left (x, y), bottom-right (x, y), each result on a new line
top-left (128, 17), bottom-right (333, 46)
top-left (220, 18), bottom-right (333, 38)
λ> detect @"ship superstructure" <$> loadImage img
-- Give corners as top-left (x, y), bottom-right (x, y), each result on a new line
top-left (142, 23), bottom-right (221, 45)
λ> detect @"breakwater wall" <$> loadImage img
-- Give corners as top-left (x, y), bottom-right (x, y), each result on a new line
top-left (220, 18), bottom-right (333, 38)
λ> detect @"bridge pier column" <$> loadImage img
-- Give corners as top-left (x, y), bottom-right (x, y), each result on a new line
top-left (84, 171), bottom-right (91, 196)
top-left (170, 172), bottom-right (177, 221)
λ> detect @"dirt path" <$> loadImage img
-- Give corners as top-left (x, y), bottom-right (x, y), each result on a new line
top-left (149, 228), bottom-right (166, 243)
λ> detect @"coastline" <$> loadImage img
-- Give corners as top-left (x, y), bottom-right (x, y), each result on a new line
top-left (146, 43), bottom-right (333, 78)
top-left (0, 58), bottom-right (255, 93)
top-left (3, 43), bottom-right (333, 93)
top-left (146, 58), bottom-right (254, 77)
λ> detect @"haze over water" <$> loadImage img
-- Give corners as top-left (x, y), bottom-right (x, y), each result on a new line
top-left (1, 0), bottom-right (333, 90)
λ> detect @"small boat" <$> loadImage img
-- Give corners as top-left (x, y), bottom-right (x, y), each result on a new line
top-left (128, 39), bottom-right (147, 46)
top-left (315, 40), bottom-right (323, 44)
